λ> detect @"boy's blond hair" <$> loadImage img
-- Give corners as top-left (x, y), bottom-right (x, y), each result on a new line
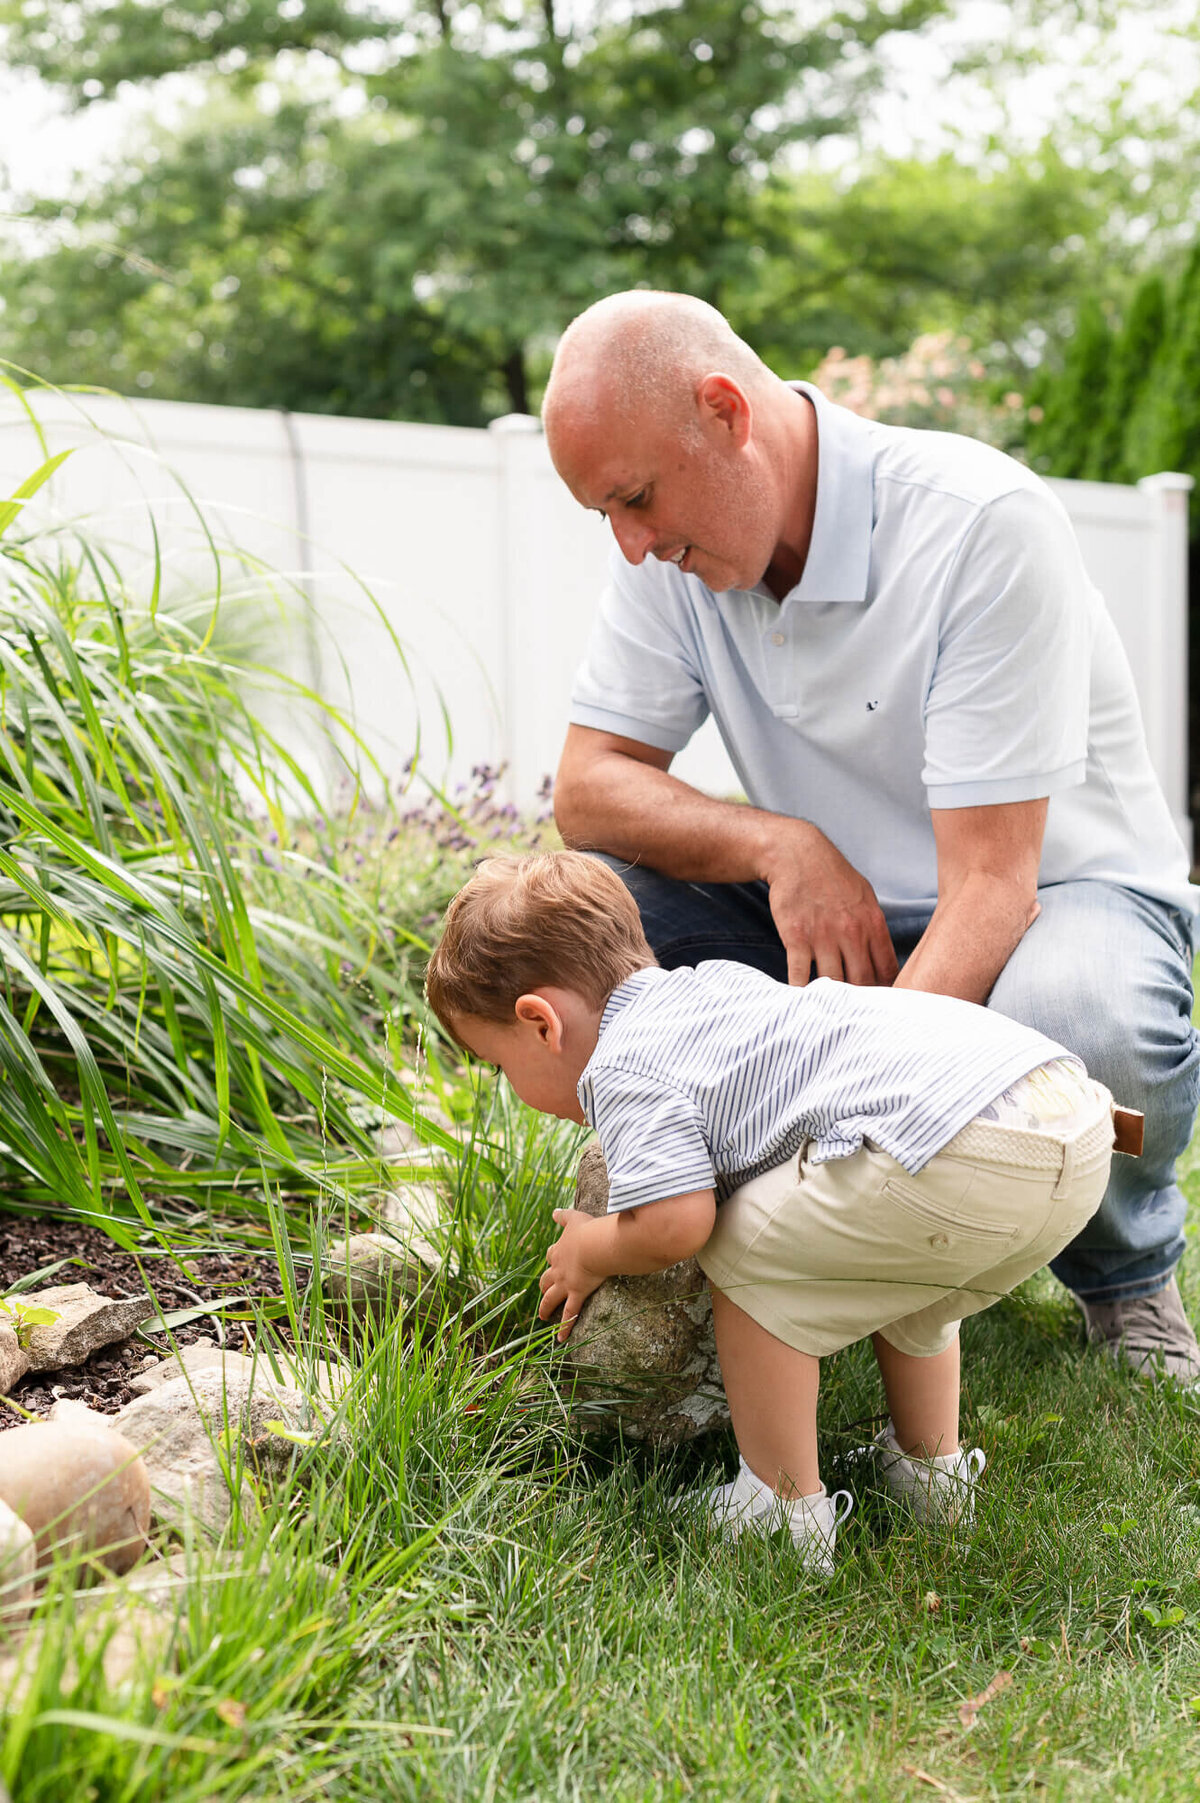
top-left (425, 851), bottom-right (655, 1030)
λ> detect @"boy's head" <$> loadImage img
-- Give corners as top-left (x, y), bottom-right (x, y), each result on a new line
top-left (425, 851), bottom-right (655, 1117)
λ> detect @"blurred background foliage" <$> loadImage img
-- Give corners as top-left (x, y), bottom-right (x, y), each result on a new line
top-left (0, 0), bottom-right (1197, 428)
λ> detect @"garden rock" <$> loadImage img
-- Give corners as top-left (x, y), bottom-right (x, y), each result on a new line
top-left (323, 1230), bottom-right (440, 1320)
top-left (115, 1366), bottom-right (320, 1534)
top-left (130, 1342), bottom-right (349, 1402)
top-left (0, 1498), bottom-right (36, 1623)
top-left (0, 1323), bottom-right (30, 1393)
top-left (380, 1175), bottom-right (445, 1270)
top-left (561, 1142), bottom-right (730, 1448)
top-left (0, 1417), bottom-right (150, 1574)
top-left (0, 1591), bottom-right (175, 1710)
top-left (21, 1282), bottom-right (155, 1372)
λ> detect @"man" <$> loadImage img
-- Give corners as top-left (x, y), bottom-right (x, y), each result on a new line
top-left (542, 289), bottom-right (1200, 1382)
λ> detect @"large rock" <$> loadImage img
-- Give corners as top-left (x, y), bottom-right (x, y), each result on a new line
top-left (0, 1417), bottom-right (150, 1574)
top-left (322, 1230), bottom-right (439, 1320)
top-left (380, 1176), bottom-right (446, 1270)
top-left (21, 1282), bottom-right (155, 1371)
top-left (0, 1322), bottom-right (30, 1393)
top-left (114, 1365), bottom-right (321, 1534)
top-left (561, 1143), bottom-right (730, 1447)
top-left (0, 1587), bottom-right (177, 1709)
top-left (0, 1498), bottom-right (36, 1622)
top-left (129, 1342), bottom-right (349, 1401)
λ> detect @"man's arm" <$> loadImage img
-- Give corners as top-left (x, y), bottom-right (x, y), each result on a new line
top-left (537, 1188), bottom-right (716, 1342)
top-left (893, 799), bottom-right (1047, 1003)
top-left (555, 725), bottom-right (898, 986)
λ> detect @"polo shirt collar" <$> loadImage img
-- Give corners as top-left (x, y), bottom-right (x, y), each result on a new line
top-left (775, 381), bottom-right (876, 605)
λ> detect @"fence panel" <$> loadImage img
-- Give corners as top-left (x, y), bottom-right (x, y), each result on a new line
top-left (0, 391), bottom-right (1190, 847)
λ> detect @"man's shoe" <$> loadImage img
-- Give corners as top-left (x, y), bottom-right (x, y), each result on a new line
top-left (872, 1426), bottom-right (986, 1528)
top-left (1077, 1274), bottom-right (1200, 1385)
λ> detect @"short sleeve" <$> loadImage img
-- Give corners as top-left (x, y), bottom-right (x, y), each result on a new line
top-left (569, 551), bottom-right (711, 754)
top-left (579, 1062), bottom-right (715, 1213)
top-left (922, 485), bottom-right (1093, 808)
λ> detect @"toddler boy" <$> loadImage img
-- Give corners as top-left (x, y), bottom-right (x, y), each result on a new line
top-left (426, 851), bottom-right (1115, 1572)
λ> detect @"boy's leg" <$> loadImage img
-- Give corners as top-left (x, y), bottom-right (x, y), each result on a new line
top-left (871, 1331), bottom-right (959, 1459)
top-left (711, 1286), bottom-right (821, 1495)
top-left (869, 1330), bottom-right (984, 1525)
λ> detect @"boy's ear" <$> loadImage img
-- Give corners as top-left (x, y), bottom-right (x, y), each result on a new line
top-left (514, 992), bottom-right (564, 1047)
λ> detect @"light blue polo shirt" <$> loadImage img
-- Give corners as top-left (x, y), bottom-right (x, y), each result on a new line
top-left (569, 382), bottom-right (1196, 921)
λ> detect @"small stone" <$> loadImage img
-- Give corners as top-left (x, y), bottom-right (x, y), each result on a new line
top-left (0, 1418), bottom-right (151, 1575)
top-left (21, 1283), bottom-right (156, 1373)
top-left (0, 1497), bottom-right (36, 1623)
top-left (323, 1232), bottom-right (438, 1319)
top-left (115, 1366), bottom-right (321, 1534)
top-left (561, 1142), bottom-right (730, 1448)
top-left (0, 1323), bottom-right (30, 1394)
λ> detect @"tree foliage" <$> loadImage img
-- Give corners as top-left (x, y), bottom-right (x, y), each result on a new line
top-left (1027, 248), bottom-right (1200, 514)
top-left (0, 0), bottom-right (1170, 420)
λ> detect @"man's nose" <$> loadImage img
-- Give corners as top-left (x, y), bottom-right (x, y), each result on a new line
top-left (610, 514), bottom-right (655, 566)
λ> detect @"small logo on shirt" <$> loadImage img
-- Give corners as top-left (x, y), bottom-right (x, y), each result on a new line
top-left (866, 698), bottom-right (880, 712)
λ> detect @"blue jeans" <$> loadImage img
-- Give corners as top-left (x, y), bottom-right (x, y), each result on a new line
top-left (598, 859), bottom-right (1200, 1303)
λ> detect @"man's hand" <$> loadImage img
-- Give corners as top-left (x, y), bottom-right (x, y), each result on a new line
top-left (762, 820), bottom-right (898, 987)
top-left (538, 1207), bottom-right (609, 1342)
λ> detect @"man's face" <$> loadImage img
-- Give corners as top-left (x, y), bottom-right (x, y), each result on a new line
top-left (549, 397), bottom-right (780, 595)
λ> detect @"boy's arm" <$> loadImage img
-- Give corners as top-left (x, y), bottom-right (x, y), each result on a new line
top-left (538, 1190), bottom-right (717, 1343)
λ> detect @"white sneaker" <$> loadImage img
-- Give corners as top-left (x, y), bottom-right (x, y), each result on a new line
top-left (872, 1424), bottom-right (985, 1528)
top-left (671, 1457), bottom-right (854, 1574)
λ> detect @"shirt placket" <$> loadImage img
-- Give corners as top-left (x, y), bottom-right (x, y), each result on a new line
top-left (763, 601), bottom-right (800, 721)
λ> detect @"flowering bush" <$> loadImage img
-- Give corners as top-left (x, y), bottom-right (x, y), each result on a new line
top-left (810, 332), bottom-right (1032, 453)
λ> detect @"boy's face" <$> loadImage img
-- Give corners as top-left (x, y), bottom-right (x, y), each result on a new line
top-left (452, 994), bottom-right (594, 1123)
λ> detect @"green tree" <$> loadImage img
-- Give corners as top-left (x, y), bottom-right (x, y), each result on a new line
top-left (736, 147), bottom-right (1112, 378)
top-left (1123, 247), bottom-right (1200, 489)
top-left (1025, 296), bottom-right (1115, 479)
top-left (1085, 272), bottom-right (1167, 483)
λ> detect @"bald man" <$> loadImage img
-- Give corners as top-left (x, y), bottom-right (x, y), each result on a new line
top-left (543, 290), bottom-right (1200, 1385)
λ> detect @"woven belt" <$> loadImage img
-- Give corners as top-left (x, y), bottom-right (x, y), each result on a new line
top-left (944, 1105), bottom-right (1118, 1172)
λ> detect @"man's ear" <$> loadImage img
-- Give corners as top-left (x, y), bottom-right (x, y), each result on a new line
top-left (696, 372), bottom-right (752, 446)
top-left (514, 992), bottom-right (565, 1048)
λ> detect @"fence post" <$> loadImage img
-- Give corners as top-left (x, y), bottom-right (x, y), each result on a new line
top-left (489, 412), bottom-right (543, 806)
top-left (1137, 471), bottom-right (1194, 856)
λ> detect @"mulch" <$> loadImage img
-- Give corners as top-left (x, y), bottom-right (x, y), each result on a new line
top-left (0, 1214), bottom-right (289, 1430)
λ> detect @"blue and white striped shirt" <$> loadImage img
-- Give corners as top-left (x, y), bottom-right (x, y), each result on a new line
top-left (576, 962), bottom-right (1074, 1214)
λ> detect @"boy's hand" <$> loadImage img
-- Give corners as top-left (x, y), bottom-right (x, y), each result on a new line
top-left (538, 1207), bottom-right (609, 1343)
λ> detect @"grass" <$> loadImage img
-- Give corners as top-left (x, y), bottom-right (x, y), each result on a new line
top-left (3, 413), bottom-right (1200, 1798)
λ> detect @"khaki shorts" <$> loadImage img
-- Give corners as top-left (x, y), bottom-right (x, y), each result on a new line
top-left (697, 1080), bottom-right (1114, 1359)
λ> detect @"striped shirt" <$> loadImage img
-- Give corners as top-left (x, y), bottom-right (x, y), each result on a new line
top-left (576, 962), bottom-right (1075, 1214)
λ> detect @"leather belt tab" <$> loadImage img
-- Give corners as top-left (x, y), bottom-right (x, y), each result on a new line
top-left (1112, 1106), bottom-right (1144, 1158)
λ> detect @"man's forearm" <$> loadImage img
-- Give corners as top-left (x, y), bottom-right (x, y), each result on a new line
top-left (556, 744), bottom-right (793, 884)
top-left (894, 874), bottom-right (1039, 1004)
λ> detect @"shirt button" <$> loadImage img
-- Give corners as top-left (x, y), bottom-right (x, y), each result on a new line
top-left (771, 631), bottom-right (785, 647)
top-left (929, 1232), bottom-right (950, 1249)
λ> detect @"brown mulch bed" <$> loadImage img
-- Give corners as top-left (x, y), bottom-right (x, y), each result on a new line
top-left (0, 1215), bottom-right (289, 1429)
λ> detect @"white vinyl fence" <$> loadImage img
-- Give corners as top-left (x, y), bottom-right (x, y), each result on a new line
top-left (0, 390), bottom-right (1192, 847)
